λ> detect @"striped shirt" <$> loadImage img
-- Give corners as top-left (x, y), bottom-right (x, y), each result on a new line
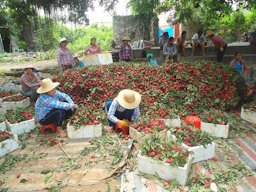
top-left (107, 99), bottom-right (140, 123)
top-left (35, 90), bottom-right (74, 120)
top-left (57, 48), bottom-right (75, 67)
top-left (119, 44), bottom-right (132, 60)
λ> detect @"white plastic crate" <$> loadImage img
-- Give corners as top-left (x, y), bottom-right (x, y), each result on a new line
top-left (0, 133), bottom-right (19, 157)
top-left (2, 95), bottom-right (30, 110)
top-left (167, 131), bottom-right (215, 163)
top-left (67, 123), bottom-right (102, 139)
top-left (129, 127), bottom-right (167, 145)
top-left (0, 121), bottom-right (6, 131)
top-left (6, 118), bottom-right (36, 136)
top-left (137, 152), bottom-right (192, 186)
top-left (81, 53), bottom-right (113, 66)
top-left (241, 107), bottom-right (256, 124)
top-left (201, 122), bottom-right (229, 138)
top-left (0, 106), bottom-right (6, 116)
top-left (164, 117), bottom-right (181, 127)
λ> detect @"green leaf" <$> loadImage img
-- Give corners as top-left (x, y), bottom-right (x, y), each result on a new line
top-left (20, 179), bottom-right (28, 183)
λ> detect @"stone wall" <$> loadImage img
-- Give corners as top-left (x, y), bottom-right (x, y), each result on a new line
top-left (113, 15), bottom-right (151, 45)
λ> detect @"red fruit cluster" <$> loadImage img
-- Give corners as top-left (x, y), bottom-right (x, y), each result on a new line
top-left (142, 135), bottom-right (189, 167)
top-left (3, 95), bottom-right (27, 102)
top-left (0, 92), bottom-right (14, 98)
top-left (0, 131), bottom-right (13, 142)
top-left (172, 126), bottom-right (213, 147)
top-left (21, 111), bottom-right (33, 120)
top-left (52, 62), bottom-right (241, 125)
top-left (243, 100), bottom-right (256, 111)
top-left (6, 107), bottom-right (34, 124)
top-left (199, 109), bottom-right (229, 125)
top-left (70, 106), bottom-right (100, 127)
top-left (133, 119), bottom-right (165, 134)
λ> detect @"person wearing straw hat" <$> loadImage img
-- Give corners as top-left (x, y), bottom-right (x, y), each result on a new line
top-left (119, 37), bottom-right (132, 62)
top-left (205, 30), bottom-right (227, 62)
top-left (35, 78), bottom-right (78, 137)
top-left (58, 38), bottom-right (76, 71)
top-left (21, 65), bottom-right (41, 102)
top-left (105, 89), bottom-right (141, 132)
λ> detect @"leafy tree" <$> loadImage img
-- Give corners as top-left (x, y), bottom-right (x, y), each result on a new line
top-left (129, 0), bottom-right (160, 44)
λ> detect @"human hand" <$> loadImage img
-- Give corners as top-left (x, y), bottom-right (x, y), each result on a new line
top-left (220, 47), bottom-right (224, 52)
top-left (118, 120), bottom-right (128, 127)
top-left (71, 104), bottom-right (78, 111)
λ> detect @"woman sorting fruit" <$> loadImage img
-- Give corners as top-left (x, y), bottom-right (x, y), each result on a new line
top-left (21, 65), bottom-right (41, 102)
top-left (84, 38), bottom-right (102, 55)
top-left (105, 89), bottom-right (141, 132)
top-left (35, 78), bottom-right (78, 137)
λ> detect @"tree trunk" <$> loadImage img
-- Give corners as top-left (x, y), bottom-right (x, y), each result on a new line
top-left (152, 15), bottom-right (159, 46)
top-left (143, 16), bottom-right (151, 40)
top-left (22, 22), bottom-right (35, 51)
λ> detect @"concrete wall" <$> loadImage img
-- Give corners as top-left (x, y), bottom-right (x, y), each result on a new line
top-left (113, 15), bottom-right (151, 45)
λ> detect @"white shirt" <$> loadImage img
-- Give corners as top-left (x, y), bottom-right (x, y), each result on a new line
top-left (192, 33), bottom-right (206, 44)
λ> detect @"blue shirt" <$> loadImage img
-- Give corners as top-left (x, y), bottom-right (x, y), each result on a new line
top-left (163, 43), bottom-right (177, 56)
top-left (35, 90), bottom-right (74, 120)
top-left (77, 61), bottom-right (85, 67)
top-left (106, 99), bottom-right (140, 123)
top-left (234, 59), bottom-right (243, 74)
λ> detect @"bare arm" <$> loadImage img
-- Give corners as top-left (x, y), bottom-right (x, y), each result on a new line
top-left (230, 60), bottom-right (235, 68)
top-left (243, 61), bottom-right (248, 74)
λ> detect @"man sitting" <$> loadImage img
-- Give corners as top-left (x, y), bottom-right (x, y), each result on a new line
top-left (191, 30), bottom-right (206, 56)
top-left (163, 37), bottom-right (178, 62)
top-left (35, 78), bottom-right (78, 137)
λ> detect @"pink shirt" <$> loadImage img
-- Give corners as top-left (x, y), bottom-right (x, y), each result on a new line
top-left (211, 35), bottom-right (226, 48)
top-left (84, 45), bottom-right (101, 55)
top-left (21, 72), bottom-right (40, 92)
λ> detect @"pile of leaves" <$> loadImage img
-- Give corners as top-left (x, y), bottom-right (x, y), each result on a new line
top-left (53, 62), bottom-right (241, 125)
top-left (132, 118), bottom-right (166, 134)
top-left (199, 109), bottom-right (229, 125)
top-left (3, 95), bottom-right (27, 102)
top-left (141, 134), bottom-right (190, 167)
top-left (6, 108), bottom-right (34, 124)
top-left (0, 131), bottom-right (13, 142)
top-left (170, 126), bottom-right (214, 147)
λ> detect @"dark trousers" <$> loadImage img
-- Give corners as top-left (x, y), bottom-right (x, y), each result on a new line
top-left (22, 86), bottom-right (39, 102)
top-left (121, 59), bottom-right (131, 62)
top-left (39, 108), bottom-right (72, 126)
top-left (216, 44), bottom-right (227, 62)
top-left (105, 100), bottom-right (135, 127)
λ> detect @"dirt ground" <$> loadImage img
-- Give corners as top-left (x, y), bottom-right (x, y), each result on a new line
top-left (0, 60), bottom-right (58, 71)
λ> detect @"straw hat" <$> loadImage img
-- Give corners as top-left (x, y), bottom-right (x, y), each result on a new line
top-left (117, 89), bottom-right (141, 109)
top-left (37, 78), bottom-right (60, 94)
top-left (122, 36), bottom-right (131, 41)
top-left (24, 64), bottom-right (36, 70)
top-left (205, 30), bottom-right (214, 37)
top-left (59, 38), bottom-right (67, 44)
